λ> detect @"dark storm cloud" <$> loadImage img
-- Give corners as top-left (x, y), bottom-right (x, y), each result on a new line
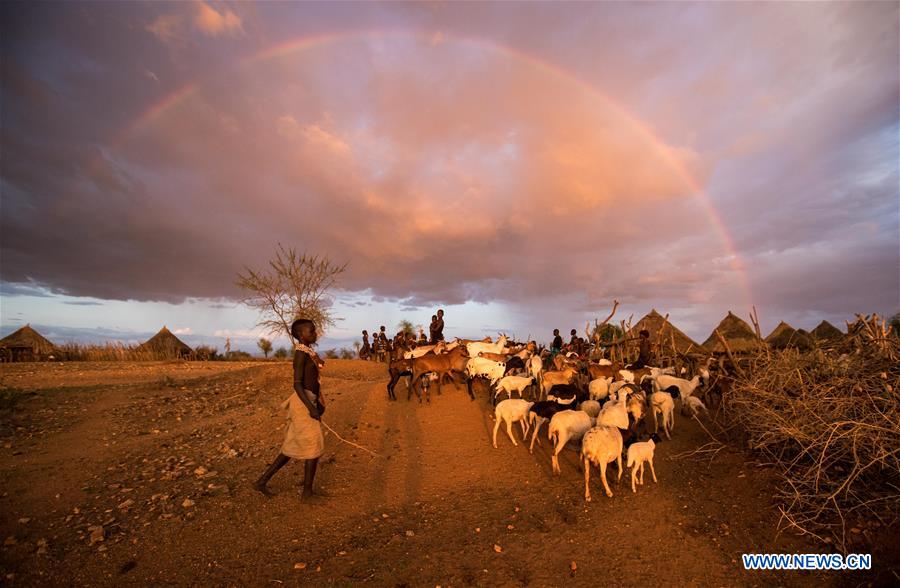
top-left (1, 1), bottom-right (897, 330)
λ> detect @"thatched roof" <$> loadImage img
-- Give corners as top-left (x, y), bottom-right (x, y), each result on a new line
top-left (0, 324), bottom-right (57, 354)
top-left (765, 321), bottom-right (813, 350)
top-left (811, 320), bottom-right (844, 341)
top-left (137, 326), bottom-right (193, 357)
top-left (702, 311), bottom-right (764, 353)
top-left (628, 309), bottom-right (701, 354)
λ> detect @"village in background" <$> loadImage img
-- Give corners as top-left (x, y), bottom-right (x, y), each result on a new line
top-left (2, 309), bottom-right (897, 364)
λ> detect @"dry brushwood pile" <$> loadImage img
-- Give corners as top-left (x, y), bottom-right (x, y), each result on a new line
top-left (722, 324), bottom-right (899, 550)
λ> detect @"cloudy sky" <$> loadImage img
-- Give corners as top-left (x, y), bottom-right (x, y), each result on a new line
top-left (1, 1), bottom-right (897, 353)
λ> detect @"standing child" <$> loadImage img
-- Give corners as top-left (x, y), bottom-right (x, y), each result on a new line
top-left (253, 318), bottom-right (327, 502)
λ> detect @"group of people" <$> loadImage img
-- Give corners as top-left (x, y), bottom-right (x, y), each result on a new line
top-left (549, 326), bottom-right (653, 368)
top-left (357, 309), bottom-right (445, 362)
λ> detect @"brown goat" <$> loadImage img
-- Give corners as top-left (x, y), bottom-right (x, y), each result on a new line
top-left (540, 367), bottom-right (579, 399)
top-left (477, 351), bottom-right (509, 363)
top-left (587, 364), bottom-right (617, 380)
top-left (410, 346), bottom-right (469, 397)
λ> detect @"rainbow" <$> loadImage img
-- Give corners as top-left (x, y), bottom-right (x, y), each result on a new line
top-left (104, 30), bottom-right (752, 305)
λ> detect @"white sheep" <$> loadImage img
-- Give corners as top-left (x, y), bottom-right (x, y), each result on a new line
top-left (548, 410), bottom-right (595, 475)
top-left (596, 358), bottom-right (612, 366)
top-left (626, 434), bottom-right (660, 493)
top-left (581, 425), bottom-right (624, 500)
top-left (578, 399), bottom-right (601, 418)
top-left (492, 399), bottom-right (534, 448)
top-left (597, 392), bottom-right (629, 429)
top-left (650, 391), bottom-right (675, 439)
top-left (494, 375), bottom-right (535, 401)
top-left (588, 377), bottom-right (612, 401)
top-left (609, 379), bottom-right (634, 399)
top-left (683, 395), bottom-right (708, 418)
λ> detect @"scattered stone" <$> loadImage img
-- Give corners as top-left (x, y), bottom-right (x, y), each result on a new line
top-left (570, 561), bottom-right (577, 576)
top-left (88, 526), bottom-right (105, 546)
top-left (17, 518), bottom-right (30, 524)
top-left (493, 544), bottom-right (502, 553)
top-left (405, 530), bottom-right (415, 537)
top-left (4, 536), bottom-right (17, 546)
top-left (194, 466), bottom-right (208, 476)
top-left (294, 562), bottom-right (307, 570)
top-left (35, 538), bottom-right (48, 555)
top-left (117, 499), bottom-right (134, 510)
top-left (182, 499), bottom-right (195, 508)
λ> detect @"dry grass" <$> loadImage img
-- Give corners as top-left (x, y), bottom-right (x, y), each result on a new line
top-left (56, 342), bottom-right (187, 361)
top-left (721, 332), bottom-right (899, 550)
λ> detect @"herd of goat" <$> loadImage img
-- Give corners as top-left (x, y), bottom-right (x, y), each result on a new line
top-left (385, 335), bottom-right (719, 501)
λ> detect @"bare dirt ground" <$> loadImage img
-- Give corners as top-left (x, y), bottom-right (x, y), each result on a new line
top-left (0, 360), bottom-right (893, 586)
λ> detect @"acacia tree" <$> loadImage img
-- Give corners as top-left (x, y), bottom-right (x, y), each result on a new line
top-left (236, 244), bottom-right (348, 342)
top-left (397, 320), bottom-right (415, 338)
top-left (257, 337), bottom-right (273, 358)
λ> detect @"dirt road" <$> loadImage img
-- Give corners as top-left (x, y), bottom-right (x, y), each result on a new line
top-left (0, 360), bottom-right (886, 586)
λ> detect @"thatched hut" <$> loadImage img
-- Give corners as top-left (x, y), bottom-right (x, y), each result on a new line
top-left (702, 311), bottom-right (764, 354)
top-left (628, 309), bottom-right (701, 355)
top-left (811, 320), bottom-right (843, 342)
top-left (765, 321), bottom-right (813, 350)
top-left (136, 326), bottom-right (193, 359)
top-left (0, 324), bottom-right (58, 362)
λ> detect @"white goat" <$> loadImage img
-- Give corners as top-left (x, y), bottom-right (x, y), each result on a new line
top-left (652, 374), bottom-right (701, 399)
top-left (494, 375), bottom-right (536, 401)
top-left (683, 395), bottom-right (708, 418)
top-left (588, 377), bottom-right (612, 402)
top-left (467, 335), bottom-right (507, 359)
top-left (581, 425), bottom-right (623, 500)
top-left (650, 391), bottom-right (675, 439)
top-left (578, 400), bottom-right (601, 418)
top-left (626, 434), bottom-right (660, 493)
top-left (466, 357), bottom-right (507, 386)
top-left (492, 399), bottom-right (534, 448)
top-left (528, 355), bottom-right (543, 389)
top-left (548, 410), bottom-right (595, 475)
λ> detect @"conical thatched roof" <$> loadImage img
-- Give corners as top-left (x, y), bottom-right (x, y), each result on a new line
top-left (137, 326), bottom-right (193, 357)
top-left (811, 320), bottom-right (843, 341)
top-left (0, 324), bottom-right (57, 354)
top-left (703, 311), bottom-right (764, 353)
top-left (765, 321), bottom-right (813, 350)
top-left (628, 309), bottom-right (701, 354)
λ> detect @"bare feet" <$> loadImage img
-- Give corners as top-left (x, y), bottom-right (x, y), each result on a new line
top-left (300, 491), bottom-right (327, 505)
top-left (252, 481), bottom-right (276, 498)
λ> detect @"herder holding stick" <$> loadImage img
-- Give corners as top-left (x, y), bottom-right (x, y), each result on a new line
top-left (253, 318), bottom-right (327, 502)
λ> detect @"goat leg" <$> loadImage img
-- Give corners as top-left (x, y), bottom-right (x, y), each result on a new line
top-left (584, 458), bottom-right (592, 502)
top-left (505, 419), bottom-right (518, 447)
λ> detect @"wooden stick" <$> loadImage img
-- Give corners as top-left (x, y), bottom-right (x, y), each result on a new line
top-left (715, 329), bottom-right (747, 378)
